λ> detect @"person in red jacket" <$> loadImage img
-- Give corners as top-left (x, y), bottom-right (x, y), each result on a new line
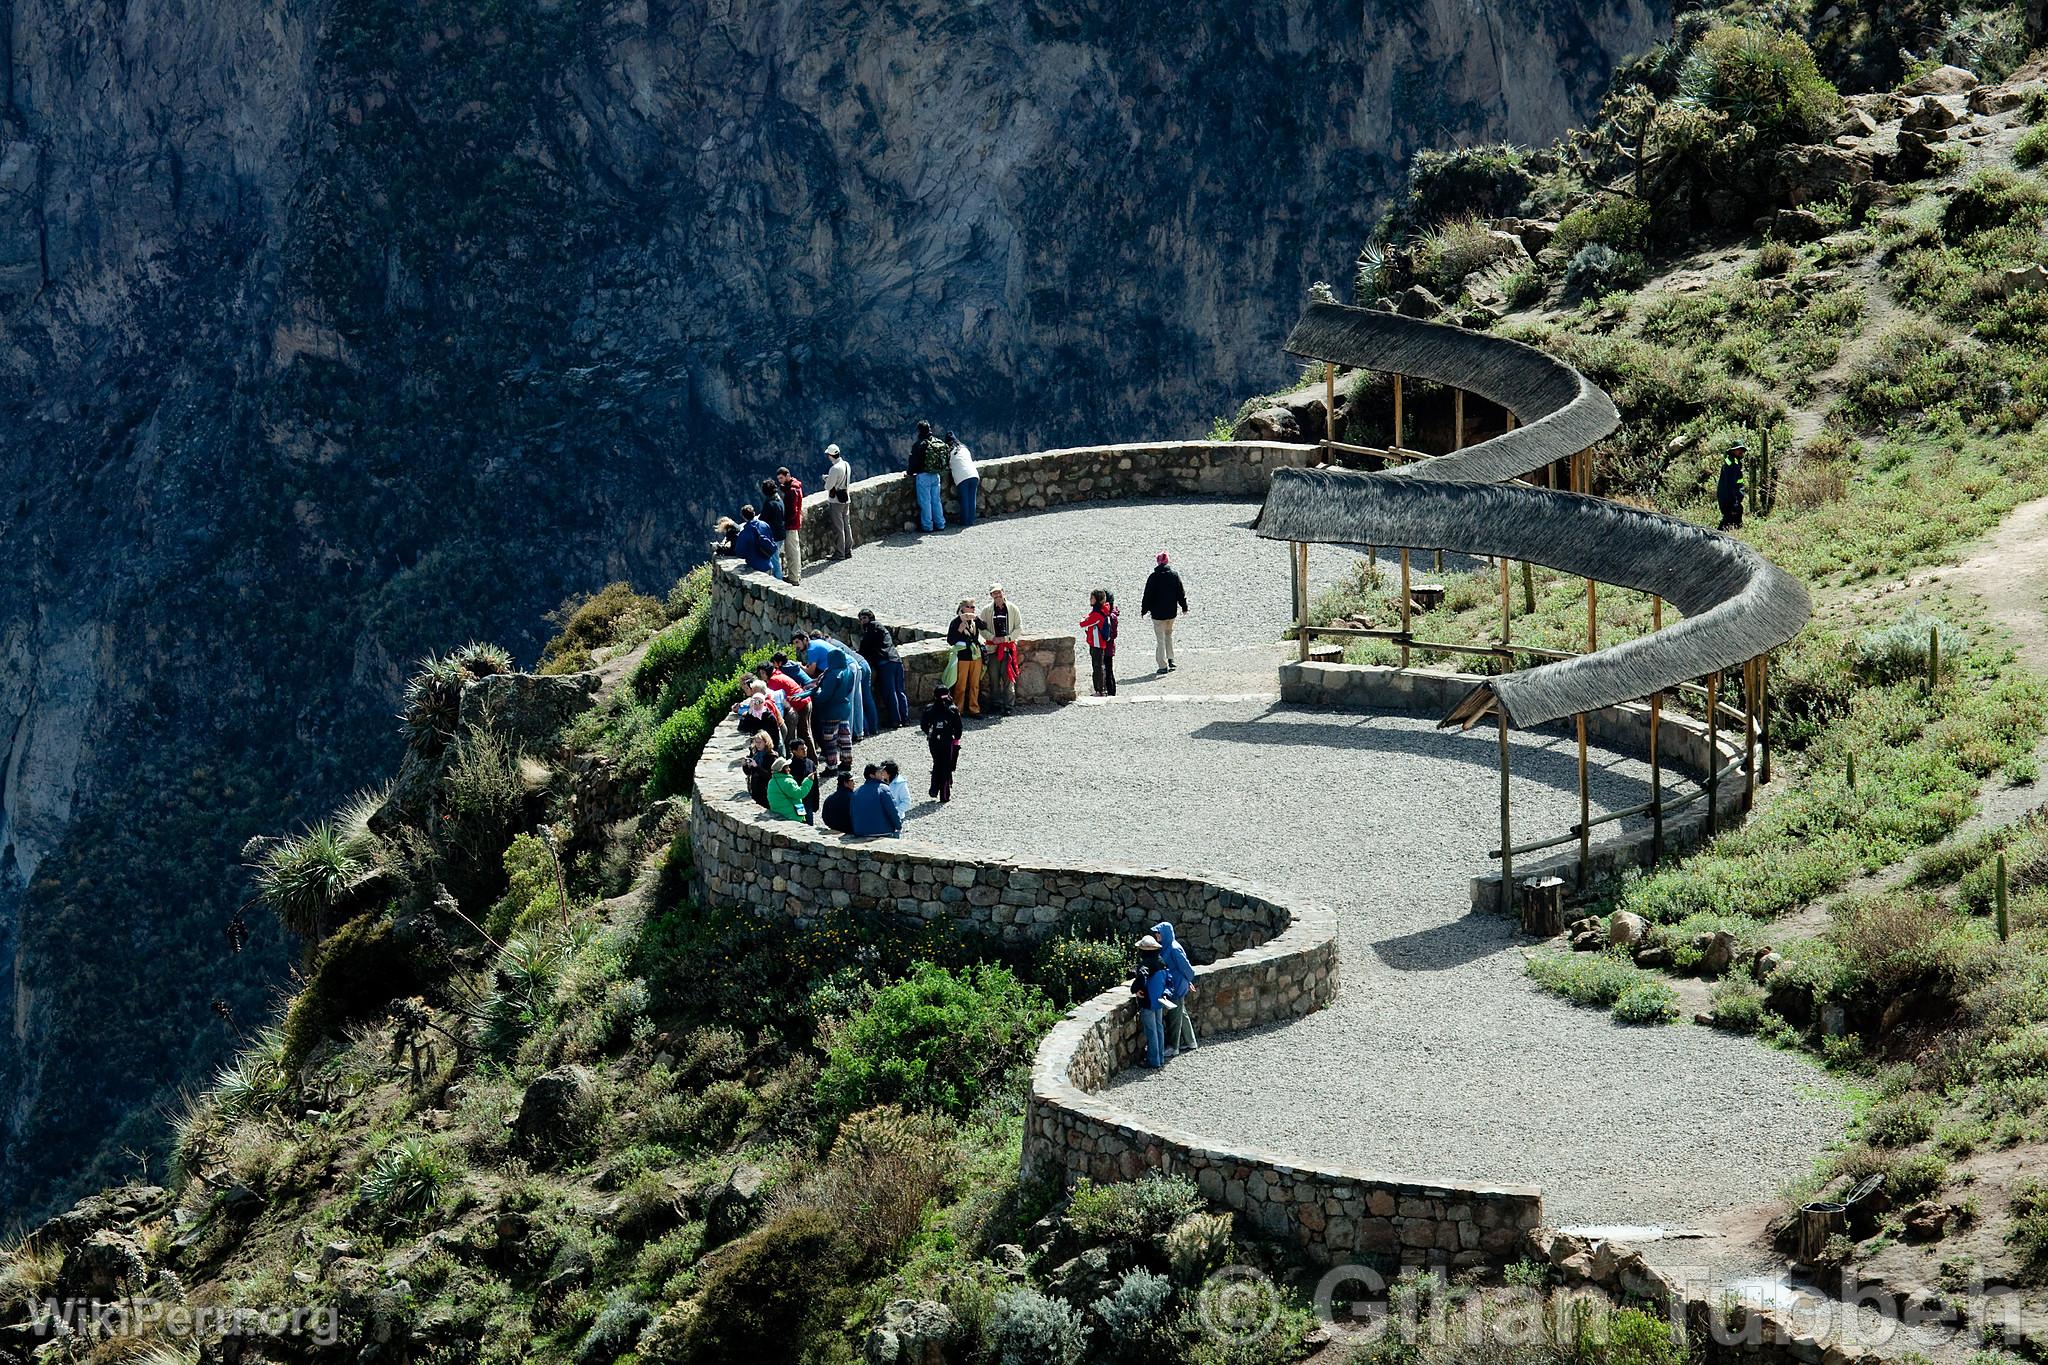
top-left (1080, 588), bottom-right (1118, 697)
top-left (775, 466), bottom-right (805, 584)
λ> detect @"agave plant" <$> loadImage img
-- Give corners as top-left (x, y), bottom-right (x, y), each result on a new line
top-left (356, 1136), bottom-right (449, 1228)
top-left (402, 653), bottom-right (470, 753)
top-left (252, 822), bottom-right (369, 940)
top-left (210, 1029), bottom-right (292, 1122)
top-left (452, 640), bottom-right (515, 678)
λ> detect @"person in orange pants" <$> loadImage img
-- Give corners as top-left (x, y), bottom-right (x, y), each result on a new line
top-left (946, 598), bottom-right (986, 716)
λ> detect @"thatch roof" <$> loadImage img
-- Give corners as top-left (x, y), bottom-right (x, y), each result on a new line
top-left (1258, 303), bottom-right (1811, 729)
top-left (1283, 303), bottom-right (1620, 485)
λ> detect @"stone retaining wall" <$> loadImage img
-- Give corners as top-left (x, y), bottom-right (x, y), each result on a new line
top-left (1277, 662), bottom-right (1752, 911)
top-left (690, 708), bottom-right (1544, 1267)
top-left (708, 440), bottom-right (1319, 709)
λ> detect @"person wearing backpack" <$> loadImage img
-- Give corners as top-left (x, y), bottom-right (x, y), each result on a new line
top-left (1131, 934), bottom-right (1171, 1069)
top-left (775, 466), bottom-right (805, 583)
top-left (908, 420), bottom-right (949, 533)
top-left (1080, 588), bottom-right (1118, 697)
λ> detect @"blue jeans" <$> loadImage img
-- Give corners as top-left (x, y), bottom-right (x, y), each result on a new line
top-left (1140, 1006), bottom-right (1165, 1068)
top-left (958, 476), bottom-right (980, 527)
top-left (856, 656), bottom-right (878, 736)
top-left (877, 657), bottom-right (909, 727)
top-left (767, 547), bottom-right (784, 579)
top-left (915, 472), bottom-right (946, 531)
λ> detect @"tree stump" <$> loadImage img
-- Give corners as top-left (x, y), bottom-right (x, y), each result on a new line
top-left (1519, 876), bottom-right (1567, 937)
top-left (1410, 583), bottom-right (1447, 612)
top-left (1798, 1202), bottom-right (1846, 1263)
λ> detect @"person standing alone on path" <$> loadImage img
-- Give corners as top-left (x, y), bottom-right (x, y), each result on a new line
top-left (1080, 588), bottom-right (1118, 697)
top-left (1717, 442), bottom-right (1747, 531)
top-left (947, 430), bottom-right (980, 527)
top-left (1139, 552), bottom-right (1189, 673)
top-left (979, 585), bottom-right (1023, 715)
top-left (821, 444), bottom-right (854, 559)
top-left (775, 466), bottom-right (805, 584)
top-left (909, 420), bottom-right (950, 533)
top-left (920, 686), bottom-right (963, 802)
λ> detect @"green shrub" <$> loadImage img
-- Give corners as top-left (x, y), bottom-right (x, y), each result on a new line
top-left (986, 1288), bottom-right (1087, 1365)
top-left (673, 1208), bottom-right (848, 1363)
top-left (816, 963), bottom-right (1056, 1122)
top-left (1032, 936), bottom-right (1129, 1006)
top-left (251, 821), bottom-right (372, 942)
top-left (1709, 979), bottom-right (1767, 1033)
top-left (211, 1028), bottom-right (292, 1121)
top-left (1752, 239), bottom-right (1798, 278)
top-left (1412, 216), bottom-right (1521, 293)
top-left (1092, 1269), bottom-right (1178, 1365)
top-left (442, 727), bottom-right (526, 910)
top-left (1526, 951), bottom-right (1643, 1008)
top-left (1679, 25), bottom-right (1841, 146)
top-left (632, 615), bottom-right (710, 706)
top-left (1853, 612), bottom-right (1959, 684)
top-left (1554, 196), bottom-right (1654, 257)
top-left (1599, 1305), bottom-right (1688, 1365)
top-left (1611, 980), bottom-right (1679, 1026)
top-left (1067, 1174), bottom-right (1204, 1246)
top-left (1943, 168), bottom-right (2048, 241)
top-left (1504, 266), bottom-right (1546, 308)
top-left (574, 1288), bottom-right (650, 1365)
top-left (1887, 1150), bottom-right (1950, 1200)
top-left (355, 1136), bottom-right (450, 1229)
top-left (1165, 1210), bottom-right (1234, 1284)
top-left (281, 914), bottom-right (420, 1069)
top-left (402, 653), bottom-right (471, 754)
top-left (1864, 1094), bottom-right (1939, 1147)
top-left (538, 582), bottom-right (666, 674)
top-left (2017, 126), bottom-right (2048, 170)
top-left (1563, 243), bottom-right (1647, 300)
top-left (2011, 1179), bottom-right (2048, 1282)
top-left (1831, 893), bottom-right (1965, 1008)
top-left (1388, 143), bottom-right (1533, 237)
top-left (488, 833), bottom-right (563, 939)
top-left (647, 646), bottom-right (775, 799)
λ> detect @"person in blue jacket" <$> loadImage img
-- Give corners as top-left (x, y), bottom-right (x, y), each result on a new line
top-left (1131, 934), bottom-right (1170, 1068)
top-left (849, 763), bottom-right (903, 837)
top-left (804, 646), bottom-right (858, 776)
top-left (1152, 921), bottom-right (1199, 1056)
top-left (732, 506), bottom-right (780, 576)
top-left (795, 630), bottom-right (875, 740)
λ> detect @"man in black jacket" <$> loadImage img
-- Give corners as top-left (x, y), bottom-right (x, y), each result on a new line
top-left (1140, 552), bottom-right (1189, 673)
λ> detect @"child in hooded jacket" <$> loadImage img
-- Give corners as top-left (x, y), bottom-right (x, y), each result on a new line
top-left (1152, 921), bottom-right (1199, 1055)
top-left (920, 687), bottom-right (964, 802)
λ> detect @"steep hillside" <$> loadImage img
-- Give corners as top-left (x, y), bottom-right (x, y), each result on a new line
top-left (0, 0), bottom-right (1668, 1219)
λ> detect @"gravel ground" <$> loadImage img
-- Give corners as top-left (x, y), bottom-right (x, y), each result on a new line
top-left (815, 498), bottom-right (1846, 1228)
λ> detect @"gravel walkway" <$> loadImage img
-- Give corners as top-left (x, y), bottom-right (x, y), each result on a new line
top-left (810, 499), bottom-right (1845, 1228)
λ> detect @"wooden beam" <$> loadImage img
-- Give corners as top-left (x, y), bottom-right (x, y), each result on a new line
top-left (1393, 373), bottom-right (1404, 452)
top-left (1499, 710), bottom-right (1514, 908)
top-left (1324, 364), bottom-right (1337, 455)
top-left (1744, 656), bottom-right (1759, 811)
top-left (1454, 387), bottom-right (1465, 451)
top-left (1760, 651), bottom-right (1772, 785)
top-left (1705, 671), bottom-right (1720, 838)
top-left (1294, 541), bottom-right (1311, 662)
top-left (1499, 556), bottom-right (1512, 645)
top-left (1576, 712), bottom-right (1590, 891)
top-left (1649, 691), bottom-right (1664, 863)
top-left (1586, 579), bottom-right (1598, 653)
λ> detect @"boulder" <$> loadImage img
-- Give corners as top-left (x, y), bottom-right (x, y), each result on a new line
top-left (1847, 92), bottom-right (1909, 122)
top-left (458, 670), bottom-right (600, 755)
top-left (990, 1243), bottom-right (1028, 1277)
top-left (1696, 930), bottom-right (1737, 977)
top-left (1772, 145), bottom-right (1871, 206)
top-left (1902, 97), bottom-right (1959, 134)
top-left (1608, 911), bottom-right (1648, 948)
top-left (865, 1299), bottom-right (957, 1365)
top-left (705, 1162), bottom-right (769, 1243)
top-left (30, 1185), bottom-right (167, 1252)
top-left (1753, 951), bottom-right (1784, 982)
top-left (1969, 83), bottom-right (2032, 114)
top-left (1772, 208), bottom-right (1832, 243)
top-left (57, 1229), bottom-right (149, 1299)
top-left (1634, 945), bottom-right (1674, 969)
top-left (1570, 929), bottom-right (1605, 953)
top-left (1903, 65), bottom-right (1978, 96)
top-left (513, 1064), bottom-right (600, 1157)
top-left (1837, 108), bottom-right (1881, 138)
top-left (1394, 284), bottom-right (1444, 319)
top-left (1902, 1203), bottom-right (1949, 1242)
top-left (1232, 405), bottom-right (1301, 443)
top-left (1886, 129), bottom-right (1940, 182)
top-left (1998, 263), bottom-right (2048, 296)
top-left (1503, 218), bottom-right (1556, 253)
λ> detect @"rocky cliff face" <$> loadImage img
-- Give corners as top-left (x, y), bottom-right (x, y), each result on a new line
top-left (0, 0), bottom-right (1664, 1218)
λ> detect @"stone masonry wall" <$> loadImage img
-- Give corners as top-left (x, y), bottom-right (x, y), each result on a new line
top-left (690, 708), bottom-right (1545, 1267)
top-left (1277, 662), bottom-right (1753, 910)
top-left (708, 440), bottom-right (1319, 708)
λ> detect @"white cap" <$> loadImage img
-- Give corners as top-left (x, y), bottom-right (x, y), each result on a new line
top-left (1137, 934), bottom-right (1161, 951)
top-left (825, 443), bottom-right (841, 457)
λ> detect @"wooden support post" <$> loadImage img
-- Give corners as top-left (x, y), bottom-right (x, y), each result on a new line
top-left (1453, 387), bottom-right (1465, 452)
top-left (1744, 656), bottom-right (1759, 812)
top-left (1649, 691), bottom-right (1664, 862)
top-left (1521, 560), bottom-right (1536, 615)
top-left (1393, 374), bottom-right (1404, 452)
top-left (1293, 541), bottom-right (1310, 663)
top-left (1324, 365), bottom-right (1337, 456)
top-left (1653, 595), bottom-right (1664, 632)
top-left (1500, 556), bottom-right (1512, 646)
top-left (1705, 671), bottom-right (1720, 838)
top-left (1759, 650), bottom-right (1772, 786)
top-left (1499, 709), bottom-right (1514, 907)
top-left (1586, 579), bottom-right (1598, 653)
top-left (1576, 712), bottom-right (1591, 890)
top-left (1399, 549), bottom-right (1412, 668)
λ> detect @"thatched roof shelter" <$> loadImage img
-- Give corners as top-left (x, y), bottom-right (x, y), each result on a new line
top-left (1257, 303), bottom-right (1810, 729)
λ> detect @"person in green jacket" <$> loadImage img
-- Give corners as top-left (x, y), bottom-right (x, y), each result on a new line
top-left (766, 758), bottom-right (815, 823)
